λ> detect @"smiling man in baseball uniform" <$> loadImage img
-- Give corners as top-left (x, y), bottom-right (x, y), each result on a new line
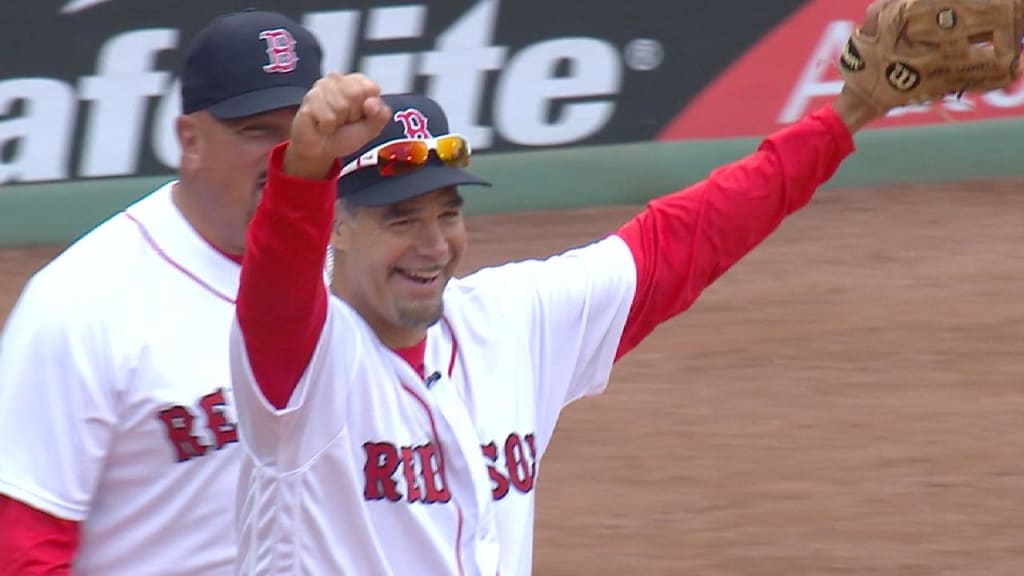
top-left (0, 10), bottom-right (322, 574)
top-left (229, 0), bottom-right (1024, 573)
top-left (234, 77), bottom-right (863, 575)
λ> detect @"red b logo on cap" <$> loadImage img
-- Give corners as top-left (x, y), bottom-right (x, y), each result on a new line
top-left (394, 108), bottom-right (432, 139)
top-left (259, 29), bottom-right (299, 73)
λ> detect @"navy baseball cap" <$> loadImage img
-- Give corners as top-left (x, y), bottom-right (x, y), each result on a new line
top-left (337, 93), bottom-right (491, 206)
top-left (182, 10), bottom-right (322, 119)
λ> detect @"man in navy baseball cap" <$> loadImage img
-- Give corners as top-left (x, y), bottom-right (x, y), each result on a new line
top-left (335, 93), bottom-right (491, 206)
top-left (182, 9), bottom-right (323, 119)
top-left (0, 10), bottom-right (326, 576)
top-left (174, 9), bottom-right (325, 256)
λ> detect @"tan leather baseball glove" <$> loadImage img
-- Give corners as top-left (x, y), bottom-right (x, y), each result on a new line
top-left (840, 0), bottom-right (1024, 111)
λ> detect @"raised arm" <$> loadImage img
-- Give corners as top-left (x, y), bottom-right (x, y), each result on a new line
top-left (614, 89), bottom-right (878, 359)
top-left (612, 0), bottom-right (1024, 358)
top-left (235, 74), bottom-right (391, 409)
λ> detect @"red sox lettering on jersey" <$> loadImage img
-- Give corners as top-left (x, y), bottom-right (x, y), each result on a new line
top-left (157, 388), bottom-right (239, 463)
top-left (259, 29), bottom-right (299, 73)
top-left (393, 108), bottom-right (432, 139)
top-left (363, 441), bottom-right (450, 503)
top-left (362, 432), bottom-right (537, 504)
top-left (480, 432), bottom-right (537, 499)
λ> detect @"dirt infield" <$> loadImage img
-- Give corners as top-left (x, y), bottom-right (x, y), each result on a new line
top-left (2, 180), bottom-right (1023, 574)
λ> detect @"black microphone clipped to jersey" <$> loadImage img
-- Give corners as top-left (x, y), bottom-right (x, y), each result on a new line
top-left (425, 371), bottom-right (441, 389)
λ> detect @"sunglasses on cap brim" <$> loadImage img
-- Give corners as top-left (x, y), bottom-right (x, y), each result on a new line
top-left (340, 134), bottom-right (472, 178)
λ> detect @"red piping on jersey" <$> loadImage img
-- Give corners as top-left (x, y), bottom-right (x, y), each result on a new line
top-left (398, 381), bottom-right (467, 576)
top-left (393, 318), bottom-right (460, 379)
top-left (454, 504), bottom-right (466, 576)
top-left (442, 317), bottom-right (458, 378)
top-left (124, 212), bottom-right (235, 305)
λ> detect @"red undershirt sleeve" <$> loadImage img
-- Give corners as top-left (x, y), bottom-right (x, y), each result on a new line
top-left (237, 142), bottom-right (339, 410)
top-left (613, 105), bottom-right (856, 360)
top-left (0, 495), bottom-right (79, 575)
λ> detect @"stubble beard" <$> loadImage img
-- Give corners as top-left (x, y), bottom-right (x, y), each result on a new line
top-left (393, 296), bottom-right (445, 330)
top-left (391, 273), bottom-right (450, 330)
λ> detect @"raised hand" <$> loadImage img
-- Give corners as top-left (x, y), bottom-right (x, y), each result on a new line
top-left (283, 73), bottom-right (393, 179)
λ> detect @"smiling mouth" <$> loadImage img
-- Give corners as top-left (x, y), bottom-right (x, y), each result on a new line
top-left (394, 267), bottom-right (442, 285)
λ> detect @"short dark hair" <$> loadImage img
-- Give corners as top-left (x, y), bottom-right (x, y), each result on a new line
top-left (336, 197), bottom-right (360, 220)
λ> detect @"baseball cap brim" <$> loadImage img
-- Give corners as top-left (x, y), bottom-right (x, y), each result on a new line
top-left (341, 165), bottom-right (492, 206)
top-left (208, 85), bottom-right (309, 120)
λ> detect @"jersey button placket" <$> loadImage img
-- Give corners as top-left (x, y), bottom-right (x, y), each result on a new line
top-left (429, 374), bottom-right (501, 575)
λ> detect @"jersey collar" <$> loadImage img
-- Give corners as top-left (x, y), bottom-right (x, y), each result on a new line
top-left (123, 181), bottom-right (241, 303)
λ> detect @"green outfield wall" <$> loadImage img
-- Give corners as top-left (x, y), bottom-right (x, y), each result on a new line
top-left (1, 117), bottom-right (1022, 248)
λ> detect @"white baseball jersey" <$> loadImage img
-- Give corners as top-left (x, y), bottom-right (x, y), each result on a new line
top-left (231, 234), bottom-right (636, 575)
top-left (0, 183), bottom-right (240, 574)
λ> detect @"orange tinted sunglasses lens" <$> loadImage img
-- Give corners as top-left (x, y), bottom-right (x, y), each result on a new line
top-left (435, 136), bottom-right (470, 167)
top-left (374, 136), bottom-right (471, 176)
top-left (376, 141), bottom-right (429, 176)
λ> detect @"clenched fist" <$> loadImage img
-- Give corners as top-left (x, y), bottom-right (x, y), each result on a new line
top-left (283, 73), bottom-right (393, 179)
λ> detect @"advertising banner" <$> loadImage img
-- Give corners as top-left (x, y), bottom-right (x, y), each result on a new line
top-left (2, 0), bottom-right (807, 186)
top-left (3, 0), bottom-right (1022, 189)
top-left (661, 0), bottom-right (1024, 140)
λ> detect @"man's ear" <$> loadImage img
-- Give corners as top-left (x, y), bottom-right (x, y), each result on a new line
top-left (331, 200), bottom-right (352, 251)
top-left (177, 114), bottom-right (201, 170)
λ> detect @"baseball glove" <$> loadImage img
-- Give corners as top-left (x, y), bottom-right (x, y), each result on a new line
top-left (840, 0), bottom-right (1024, 111)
